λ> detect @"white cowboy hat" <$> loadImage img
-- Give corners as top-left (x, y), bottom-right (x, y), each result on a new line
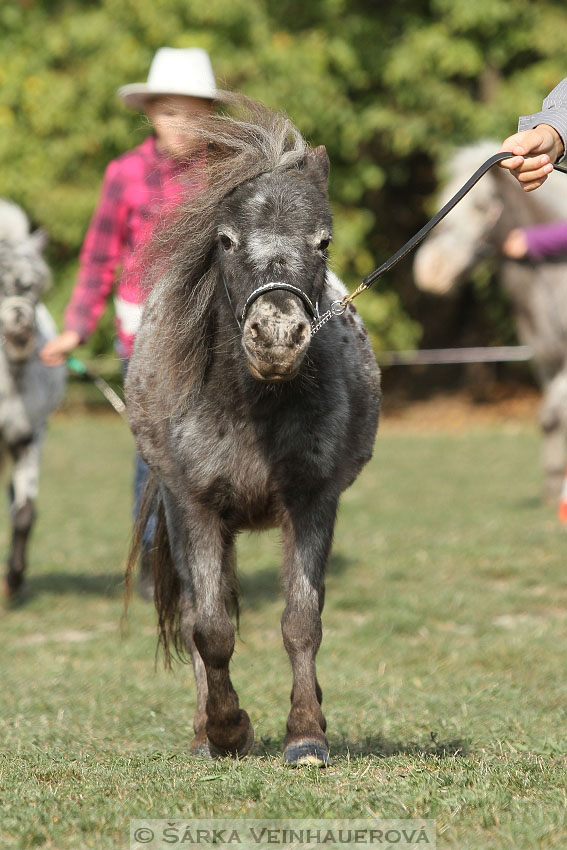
top-left (118, 47), bottom-right (219, 109)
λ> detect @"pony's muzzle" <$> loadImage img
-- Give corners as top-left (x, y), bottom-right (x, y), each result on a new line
top-left (0, 297), bottom-right (37, 361)
top-left (242, 297), bottom-right (311, 382)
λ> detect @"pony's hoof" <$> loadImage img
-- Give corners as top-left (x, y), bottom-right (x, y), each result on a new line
top-left (208, 715), bottom-right (255, 759)
top-left (190, 735), bottom-right (212, 759)
top-left (283, 740), bottom-right (330, 767)
top-left (2, 574), bottom-right (24, 605)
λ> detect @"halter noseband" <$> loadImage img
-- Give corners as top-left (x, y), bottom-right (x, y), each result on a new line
top-left (223, 278), bottom-right (321, 332)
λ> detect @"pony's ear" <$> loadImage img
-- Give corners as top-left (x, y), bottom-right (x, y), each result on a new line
top-left (30, 228), bottom-right (48, 254)
top-left (302, 145), bottom-right (330, 192)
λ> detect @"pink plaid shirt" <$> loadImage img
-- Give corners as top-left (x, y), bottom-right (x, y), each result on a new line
top-left (64, 136), bottom-right (203, 357)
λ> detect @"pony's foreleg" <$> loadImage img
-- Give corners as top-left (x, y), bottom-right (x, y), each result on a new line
top-left (192, 532), bottom-right (253, 759)
top-left (3, 438), bottom-right (41, 599)
top-left (280, 491), bottom-right (338, 766)
top-left (180, 543), bottom-right (243, 759)
top-left (539, 371), bottom-right (567, 502)
top-left (162, 488), bottom-right (253, 758)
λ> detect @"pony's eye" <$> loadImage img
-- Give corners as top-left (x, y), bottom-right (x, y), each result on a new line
top-left (318, 237), bottom-right (331, 253)
top-left (219, 233), bottom-right (233, 251)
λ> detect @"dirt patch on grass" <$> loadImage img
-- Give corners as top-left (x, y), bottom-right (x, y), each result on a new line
top-left (381, 385), bottom-right (540, 432)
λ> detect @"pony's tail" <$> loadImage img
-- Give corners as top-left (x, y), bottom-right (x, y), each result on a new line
top-left (123, 476), bottom-right (185, 666)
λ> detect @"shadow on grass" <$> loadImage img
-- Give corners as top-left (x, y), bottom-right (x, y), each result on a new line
top-left (513, 496), bottom-right (544, 510)
top-left (257, 733), bottom-right (469, 760)
top-left (16, 550), bottom-right (351, 607)
top-left (330, 733), bottom-right (469, 759)
top-left (24, 570), bottom-right (123, 599)
top-left (239, 552), bottom-right (352, 610)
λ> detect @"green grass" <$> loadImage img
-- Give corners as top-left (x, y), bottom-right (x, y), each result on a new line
top-left (1, 412), bottom-right (566, 849)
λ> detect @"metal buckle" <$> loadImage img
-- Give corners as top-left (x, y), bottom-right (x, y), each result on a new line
top-left (330, 300), bottom-right (346, 316)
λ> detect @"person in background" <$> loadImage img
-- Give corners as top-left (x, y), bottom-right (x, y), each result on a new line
top-left (41, 47), bottom-right (220, 596)
top-left (502, 220), bottom-right (567, 261)
top-left (499, 78), bottom-right (567, 191)
top-left (499, 78), bottom-right (567, 524)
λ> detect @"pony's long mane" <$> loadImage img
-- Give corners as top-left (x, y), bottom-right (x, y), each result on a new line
top-left (140, 94), bottom-right (309, 398)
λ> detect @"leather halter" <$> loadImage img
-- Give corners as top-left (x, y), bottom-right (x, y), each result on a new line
top-left (223, 277), bottom-right (320, 332)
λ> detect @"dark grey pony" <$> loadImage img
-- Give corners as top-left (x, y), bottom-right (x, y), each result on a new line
top-left (414, 142), bottom-right (567, 501)
top-left (0, 199), bottom-right (66, 600)
top-left (125, 97), bottom-right (380, 765)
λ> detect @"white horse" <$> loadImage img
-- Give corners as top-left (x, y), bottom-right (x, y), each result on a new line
top-left (414, 142), bottom-right (567, 501)
top-left (0, 199), bottom-right (66, 600)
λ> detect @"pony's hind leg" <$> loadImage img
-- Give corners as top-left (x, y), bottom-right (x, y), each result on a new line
top-left (3, 439), bottom-right (40, 601)
top-left (156, 489), bottom-right (211, 757)
top-left (280, 491), bottom-right (338, 767)
top-left (179, 591), bottom-right (210, 757)
top-left (540, 372), bottom-right (567, 502)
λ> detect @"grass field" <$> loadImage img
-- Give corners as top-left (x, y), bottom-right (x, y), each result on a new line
top-left (1, 407), bottom-right (566, 849)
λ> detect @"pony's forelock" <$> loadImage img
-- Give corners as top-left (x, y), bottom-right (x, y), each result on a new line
top-left (138, 95), bottom-right (312, 404)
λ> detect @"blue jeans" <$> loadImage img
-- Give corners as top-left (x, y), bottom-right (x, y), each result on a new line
top-left (133, 451), bottom-right (156, 549)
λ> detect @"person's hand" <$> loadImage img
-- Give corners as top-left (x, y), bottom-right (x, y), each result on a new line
top-left (502, 228), bottom-right (528, 259)
top-left (40, 330), bottom-right (81, 366)
top-left (498, 124), bottom-right (564, 192)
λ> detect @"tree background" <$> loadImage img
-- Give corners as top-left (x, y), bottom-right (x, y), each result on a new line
top-left (1, 0), bottom-right (565, 365)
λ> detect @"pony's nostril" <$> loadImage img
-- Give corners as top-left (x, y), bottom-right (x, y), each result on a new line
top-left (291, 322), bottom-right (308, 346)
top-left (250, 321), bottom-right (272, 346)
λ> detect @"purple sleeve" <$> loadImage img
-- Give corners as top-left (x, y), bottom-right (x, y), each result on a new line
top-left (524, 221), bottom-right (567, 261)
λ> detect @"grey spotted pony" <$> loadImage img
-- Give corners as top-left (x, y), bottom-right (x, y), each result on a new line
top-left (126, 97), bottom-right (380, 766)
top-left (0, 199), bottom-right (66, 600)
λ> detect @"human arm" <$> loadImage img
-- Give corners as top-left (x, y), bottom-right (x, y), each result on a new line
top-left (502, 221), bottom-right (567, 261)
top-left (40, 330), bottom-right (82, 366)
top-left (499, 78), bottom-right (567, 191)
top-left (40, 159), bottom-right (128, 366)
top-left (501, 229), bottom-right (528, 259)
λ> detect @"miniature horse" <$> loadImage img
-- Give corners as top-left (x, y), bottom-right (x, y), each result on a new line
top-left (125, 98), bottom-right (380, 765)
top-left (0, 199), bottom-right (66, 600)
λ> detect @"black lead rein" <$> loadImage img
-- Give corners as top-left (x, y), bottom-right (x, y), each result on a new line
top-left (309, 152), bottom-right (567, 335)
top-left (365, 152), bottom-right (516, 288)
top-left (223, 151), bottom-right (567, 336)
